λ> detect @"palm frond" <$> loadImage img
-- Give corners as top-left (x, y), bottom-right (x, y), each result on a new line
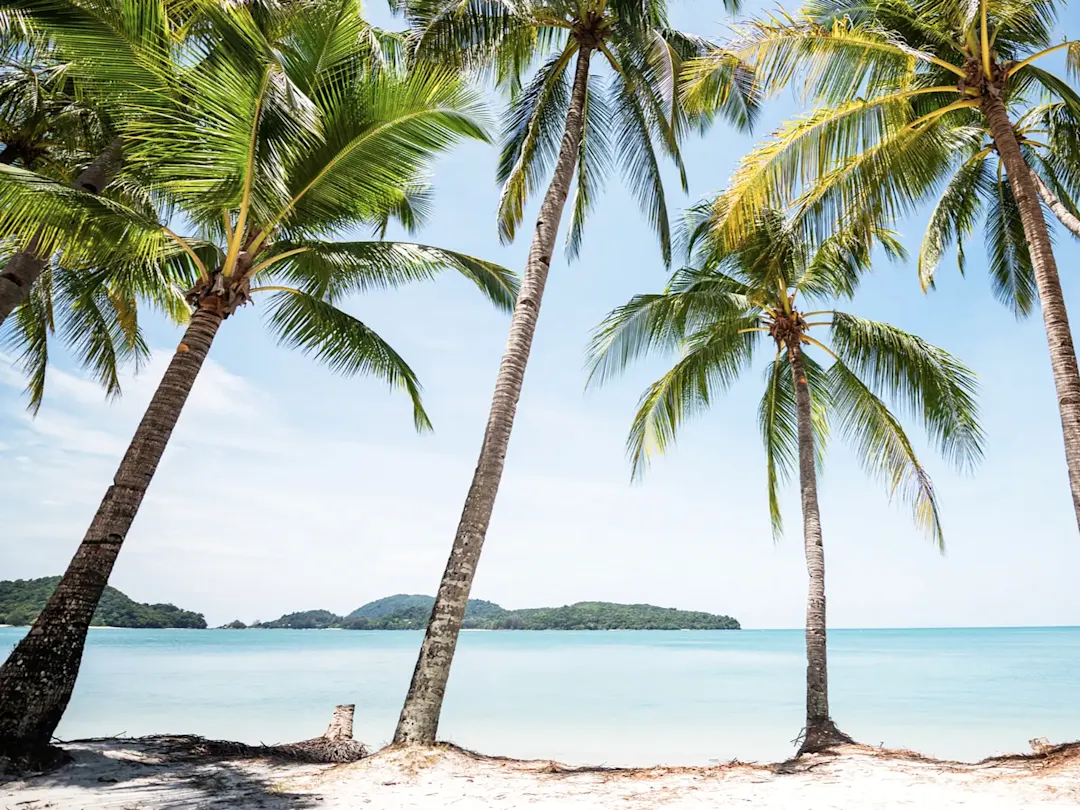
top-left (830, 310), bottom-right (983, 472)
top-left (610, 68), bottom-right (673, 265)
top-left (3, 263), bottom-right (52, 412)
top-left (567, 73), bottom-right (612, 259)
top-left (265, 239), bottom-right (518, 310)
top-left (918, 148), bottom-right (994, 290)
top-left (625, 317), bottom-right (759, 478)
top-left (829, 357), bottom-right (946, 548)
top-left (586, 266), bottom-right (750, 386)
top-left (984, 166), bottom-right (1037, 317)
top-left (496, 44), bottom-right (575, 244)
top-left (263, 288), bottom-right (431, 431)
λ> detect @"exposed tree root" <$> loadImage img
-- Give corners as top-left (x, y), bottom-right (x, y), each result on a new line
top-left (796, 718), bottom-right (856, 756)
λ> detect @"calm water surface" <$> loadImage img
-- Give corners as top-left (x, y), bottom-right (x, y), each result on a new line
top-left (2, 627), bottom-right (1077, 765)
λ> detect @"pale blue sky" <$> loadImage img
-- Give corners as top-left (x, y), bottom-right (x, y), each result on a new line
top-left (2, 1), bottom-right (1080, 629)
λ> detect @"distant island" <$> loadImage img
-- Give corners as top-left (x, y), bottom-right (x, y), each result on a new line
top-left (0, 577), bottom-right (207, 629)
top-left (0, 580), bottom-right (738, 631)
top-left (230, 594), bottom-right (740, 631)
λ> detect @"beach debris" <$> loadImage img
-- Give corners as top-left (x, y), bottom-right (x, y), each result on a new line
top-left (1029, 738), bottom-right (1053, 755)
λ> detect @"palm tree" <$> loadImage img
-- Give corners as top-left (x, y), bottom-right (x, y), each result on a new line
top-left (0, 9), bottom-right (131, 324)
top-left (588, 209), bottom-right (983, 754)
top-left (682, 0), bottom-right (1080, 530)
top-left (0, 0), bottom-right (516, 764)
top-left (391, 0), bottom-right (755, 747)
top-left (0, 0), bottom-right (194, 407)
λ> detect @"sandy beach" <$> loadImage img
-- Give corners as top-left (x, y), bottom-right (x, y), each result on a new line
top-left (3, 737), bottom-right (1079, 809)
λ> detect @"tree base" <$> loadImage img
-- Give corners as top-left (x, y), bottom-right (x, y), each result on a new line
top-left (797, 718), bottom-right (855, 756)
top-left (0, 741), bottom-right (71, 776)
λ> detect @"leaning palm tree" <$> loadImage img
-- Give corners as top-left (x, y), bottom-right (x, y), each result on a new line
top-left (588, 209), bottom-right (983, 754)
top-left (0, 0), bottom-right (516, 765)
top-left (392, 0), bottom-right (755, 746)
top-left (682, 0), bottom-right (1080, 530)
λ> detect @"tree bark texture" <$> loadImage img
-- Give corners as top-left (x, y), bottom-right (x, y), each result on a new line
top-left (0, 137), bottom-right (124, 326)
top-left (983, 92), bottom-right (1080, 534)
top-left (0, 305), bottom-right (222, 757)
top-left (790, 345), bottom-right (852, 756)
top-left (1031, 170), bottom-right (1080, 241)
top-left (393, 47), bottom-right (595, 746)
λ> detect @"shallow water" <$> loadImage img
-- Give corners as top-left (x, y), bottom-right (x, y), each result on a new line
top-left (2, 626), bottom-right (1077, 765)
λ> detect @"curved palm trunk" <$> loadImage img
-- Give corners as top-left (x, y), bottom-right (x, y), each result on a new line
top-left (393, 46), bottom-right (594, 746)
top-left (0, 138), bottom-right (123, 326)
top-left (982, 92), bottom-right (1080, 533)
top-left (1031, 170), bottom-right (1080, 241)
top-left (789, 344), bottom-right (853, 756)
top-left (0, 305), bottom-right (222, 763)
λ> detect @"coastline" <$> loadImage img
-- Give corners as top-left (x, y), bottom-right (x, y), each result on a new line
top-left (3, 737), bottom-right (1078, 809)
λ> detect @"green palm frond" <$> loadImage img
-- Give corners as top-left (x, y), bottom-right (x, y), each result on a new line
top-left (496, 44), bottom-right (575, 244)
top-left (794, 119), bottom-right (983, 245)
top-left (610, 66), bottom-right (673, 265)
top-left (985, 169), bottom-right (1036, 317)
top-left (720, 16), bottom-right (957, 105)
top-left (830, 311), bottom-right (983, 472)
top-left (263, 288), bottom-right (431, 431)
top-left (918, 148), bottom-right (995, 291)
top-left (275, 65), bottom-right (489, 241)
top-left (2, 261), bottom-right (150, 413)
top-left (567, 73), bottom-right (612, 258)
top-left (678, 45), bottom-right (758, 132)
top-left (698, 90), bottom-right (963, 248)
top-left (403, 0), bottom-right (550, 83)
top-left (278, 0), bottom-right (401, 97)
top-left (586, 265), bottom-right (750, 386)
top-left (0, 164), bottom-right (178, 266)
top-left (4, 264), bottom-right (52, 412)
top-left (0, 0), bottom-right (176, 107)
top-left (265, 239), bottom-right (518, 310)
top-left (797, 217), bottom-right (901, 300)
top-left (828, 358), bottom-right (945, 549)
top-left (55, 264), bottom-right (149, 406)
top-left (625, 317), bottom-right (759, 479)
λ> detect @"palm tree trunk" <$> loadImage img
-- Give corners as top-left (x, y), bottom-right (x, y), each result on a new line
top-left (982, 92), bottom-right (1080, 533)
top-left (0, 304), bottom-right (222, 764)
top-left (393, 46), bottom-right (594, 746)
top-left (789, 343), bottom-right (852, 756)
top-left (1030, 170), bottom-right (1080, 241)
top-left (0, 138), bottom-right (123, 326)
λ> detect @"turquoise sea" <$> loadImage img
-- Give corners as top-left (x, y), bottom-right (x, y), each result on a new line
top-left (2, 626), bottom-right (1078, 765)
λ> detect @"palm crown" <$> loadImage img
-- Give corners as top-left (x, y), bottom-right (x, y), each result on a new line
top-left (588, 209), bottom-right (983, 545)
top-left (0, 21), bottom-right (176, 411)
top-left (684, 0), bottom-right (1079, 280)
top-left (0, 0), bottom-right (518, 427)
top-left (402, 0), bottom-right (753, 263)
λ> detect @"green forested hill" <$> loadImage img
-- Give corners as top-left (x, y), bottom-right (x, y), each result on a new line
top-left (0, 577), bottom-right (206, 628)
top-left (254, 595), bottom-right (739, 631)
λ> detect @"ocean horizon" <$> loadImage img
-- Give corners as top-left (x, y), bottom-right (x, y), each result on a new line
top-left (3, 626), bottom-right (1078, 766)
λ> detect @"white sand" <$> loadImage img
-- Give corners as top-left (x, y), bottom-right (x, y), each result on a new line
top-left (3, 738), bottom-right (1080, 809)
